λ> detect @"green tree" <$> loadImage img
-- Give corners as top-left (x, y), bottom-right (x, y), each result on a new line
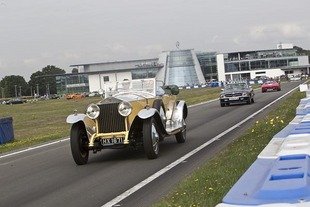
top-left (28, 65), bottom-right (65, 95)
top-left (0, 75), bottom-right (28, 98)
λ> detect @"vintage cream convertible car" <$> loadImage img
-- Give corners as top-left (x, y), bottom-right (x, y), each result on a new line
top-left (66, 78), bottom-right (188, 165)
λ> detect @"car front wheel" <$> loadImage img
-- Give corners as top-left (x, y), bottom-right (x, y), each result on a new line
top-left (143, 117), bottom-right (159, 159)
top-left (70, 123), bottom-right (89, 165)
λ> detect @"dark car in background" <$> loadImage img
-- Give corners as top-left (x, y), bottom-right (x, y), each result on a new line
top-left (4, 98), bottom-right (26, 105)
top-left (220, 82), bottom-right (254, 107)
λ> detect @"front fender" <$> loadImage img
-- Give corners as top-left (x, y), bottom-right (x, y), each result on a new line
top-left (136, 108), bottom-right (167, 137)
top-left (173, 100), bottom-right (188, 120)
top-left (66, 113), bottom-right (86, 124)
top-left (138, 108), bottom-right (157, 119)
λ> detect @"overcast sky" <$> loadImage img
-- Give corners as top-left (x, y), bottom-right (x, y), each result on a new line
top-left (0, 0), bottom-right (309, 81)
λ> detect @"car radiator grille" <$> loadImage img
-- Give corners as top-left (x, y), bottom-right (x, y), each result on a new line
top-left (225, 93), bottom-right (242, 97)
top-left (98, 103), bottom-right (126, 133)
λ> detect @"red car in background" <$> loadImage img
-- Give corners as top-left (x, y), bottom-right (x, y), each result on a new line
top-left (261, 80), bottom-right (281, 93)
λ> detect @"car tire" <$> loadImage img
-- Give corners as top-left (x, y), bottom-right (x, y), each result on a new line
top-left (225, 103), bottom-right (230, 106)
top-left (143, 117), bottom-right (159, 159)
top-left (70, 123), bottom-right (89, 165)
top-left (220, 103), bottom-right (225, 107)
top-left (175, 119), bottom-right (186, 143)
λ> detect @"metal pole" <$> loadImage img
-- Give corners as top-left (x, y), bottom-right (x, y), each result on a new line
top-left (19, 86), bottom-right (22, 97)
top-left (1, 87), bottom-right (4, 98)
top-left (36, 84), bottom-right (39, 96)
top-left (47, 83), bottom-right (50, 96)
top-left (14, 85), bottom-right (17, 98)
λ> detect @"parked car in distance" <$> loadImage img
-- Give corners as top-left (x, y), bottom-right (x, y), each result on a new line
top-left (220, 82), bottom-right (254, 107)
top-left (65, 93), bottom-right (85, 100)
top-left (5, 98), bottom-right (26, 105)
top-left (89, 91), bottom-right (100, 97)
top-left (288, 74), bottom-right (302, 81)
top-left (66, 78), bottom-right (188, 165)
top-left (261, 80), bottom-right (281, 93)
top-left (49, 94), bottom-right (60, 99)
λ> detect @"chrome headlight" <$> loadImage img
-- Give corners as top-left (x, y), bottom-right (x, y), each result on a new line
top-left (220, 94), bottom-right (225, 98)
top-left (118, 101), bottom-right (132, 117)
top-left (86, 104), bottom-right (100, 119)
top-left (242, 92), bottom-right (248, 96)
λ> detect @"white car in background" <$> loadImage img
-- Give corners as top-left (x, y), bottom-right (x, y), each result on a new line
top-left (289, 75), bottom-right (302, 81)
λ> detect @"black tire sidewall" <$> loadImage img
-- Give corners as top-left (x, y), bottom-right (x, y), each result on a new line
top-left (70, 123), bottom-right (89, 165)
top-left (143, 117), bottom-right (159, 159)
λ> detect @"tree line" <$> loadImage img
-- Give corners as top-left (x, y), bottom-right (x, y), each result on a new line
top-left (0, 65), bottom-right (65, 98)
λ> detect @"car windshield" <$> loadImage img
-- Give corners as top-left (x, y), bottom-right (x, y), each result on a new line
top-left (225, 83), bottom-right (248, 90)
top-left (116, 78), bottom-right (156, 96)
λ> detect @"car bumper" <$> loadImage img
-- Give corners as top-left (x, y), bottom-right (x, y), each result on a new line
top-left (220, 97), bottom-right (251, 103)
top-left (89, 131), bottom-right (130, 147)
top-left (262, 87), bottom-right (279, 91)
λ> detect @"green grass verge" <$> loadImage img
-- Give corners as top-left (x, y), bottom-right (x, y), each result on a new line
top-left (154, 90), bottom-right (305, 207)
top-left (0, 97), bottom-right (101, 153)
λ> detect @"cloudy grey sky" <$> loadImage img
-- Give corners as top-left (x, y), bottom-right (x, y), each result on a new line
top-left (0, 0), bottom-right (309, 81)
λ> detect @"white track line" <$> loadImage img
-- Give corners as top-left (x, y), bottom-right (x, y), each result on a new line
top-left (0, 138), bottom-right (69, 159)
top-left (102, 86), bottom-right (300, 207)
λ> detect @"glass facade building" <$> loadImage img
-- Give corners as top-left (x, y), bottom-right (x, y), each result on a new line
top-left (56, 74), bottom-right (89, 95)
top-left (217, 48), bottom-right (309, 82)
top-left (131, 67), bottom-right (159, 80)
top-left (223, 49), bottom-right (299, 73)
top-left (167, 50), bottom-right (198, 86)
top-left (196, 52), bottom-right (218, 81)
top-left (59, 45), bottom-right (309, 93)
top-left (156, 49), bottom-right (206, 86)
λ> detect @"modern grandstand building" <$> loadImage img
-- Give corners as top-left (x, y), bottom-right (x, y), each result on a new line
top-left (216, 46), bottom-right (309, 82)
top-left (56, 44), bottom-right (309, 95)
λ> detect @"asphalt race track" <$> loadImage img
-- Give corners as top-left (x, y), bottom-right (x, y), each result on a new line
top-left (0, 81), bottom-right (303, 207)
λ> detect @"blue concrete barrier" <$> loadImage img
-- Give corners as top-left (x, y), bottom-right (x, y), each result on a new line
top-left (221, 155), bottom-right (310, 205)
top-left (0, 117), bottom-right (14, 144)
top-left (217, 92), bottom-right (310, 206)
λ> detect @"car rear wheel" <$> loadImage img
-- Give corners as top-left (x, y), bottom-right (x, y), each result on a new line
top-left (70, 123), bottom-right (89, 165)
top-left (175, 119), bottom-right (186, 143)
top-left (143, 117), bottom-right (159, 159)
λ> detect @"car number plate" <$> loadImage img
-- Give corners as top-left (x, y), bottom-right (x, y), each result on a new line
top-left (229, 97), bottom-right (239, 100)
top-left (100, 137), bottom-right (124, 145)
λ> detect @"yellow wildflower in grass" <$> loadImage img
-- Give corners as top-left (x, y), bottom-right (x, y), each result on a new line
top-left (251, 129), bottom-right (255, 133)
top-left (281, 120), bottom-right (284, 123)
top-left (208, 187), bottom-right (213, 191)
